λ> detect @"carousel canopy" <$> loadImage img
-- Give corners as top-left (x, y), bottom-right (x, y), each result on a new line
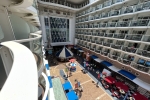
top-left (56, 46), bottom-right (73, 58)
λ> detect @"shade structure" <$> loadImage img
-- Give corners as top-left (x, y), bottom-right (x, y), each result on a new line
top-left (115, 82), bottom-right (129, 92)
top-left (69, 59), bottom-right (76, 62)
top-left (56, 46), bottom-right (73, 58)
top-left (66, 90), bottom-right (78, 100)
top-left (101, 61), bottom-right (112, 66)
top-left (118, 70), bottom-right (136, 80)
top-left (104, 76), bottom-right (116, 84)
top-left (62, 82), bottom-right (72, 91)
top-left (132, 92), bottom-right (148, 100)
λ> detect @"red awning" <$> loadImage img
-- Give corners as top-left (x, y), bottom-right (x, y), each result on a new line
top-left (132, 92), bottom-right (148, 100)
top-left (115, 82), bottom-right (129, 92)
top-left (104, 76), bottom-right (116, 84)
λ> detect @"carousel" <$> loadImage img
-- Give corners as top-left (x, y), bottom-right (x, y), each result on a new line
top-left (56, 46), bottom-right (73, 61)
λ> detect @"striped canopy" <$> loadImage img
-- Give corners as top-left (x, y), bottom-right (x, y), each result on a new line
top-left (56, 47), bottom-right (73, 58)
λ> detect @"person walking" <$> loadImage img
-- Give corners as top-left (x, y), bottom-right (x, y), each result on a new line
top-left (96, 71), bottom-right (101, 87)
top-left (65, 67), bottom-right (69, 78)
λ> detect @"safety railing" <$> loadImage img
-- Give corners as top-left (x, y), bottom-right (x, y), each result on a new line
top-left (131, 62), bottom-right (150, 74)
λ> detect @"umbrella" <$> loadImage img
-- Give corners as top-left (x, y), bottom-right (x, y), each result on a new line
top-left (56, 46), bottom-right (73, 58)
top-left (69, 59), bottom-right (76, 62)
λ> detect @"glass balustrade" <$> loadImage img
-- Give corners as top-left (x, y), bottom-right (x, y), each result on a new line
top-left (131, 62), bottom-right (150, 73)
top-left (122, 46), bottom-right (137, 53)
top-left (125, 34), bottom-right (142, 41)
top-left (103, 42), bottom-right (111, 47)
top-left (103, 1), bottom-right (111, 8)
top-left (111, 44), bottom-right (122, 49)
top-left (110, 54), bottom-right (119, 60)
top-left (130, 20), bottom-right (149, 27)
top-left (96, 41), bottom-right (103, 45)
top-left (118, 57), bottom-right (131, 65)
top-left (135, 1), bottom-right (150, 12)
top-left (21, 35), bottom-right (43, 70)
top-left (104, 33), bottom-right (114, 37)
top-left (99, 23), bottom-right (107, 27)
top-left (142, 35), bottom-right (150, 42)
top-left (91, 39), bottom-right (95, 43)
top-left (101, 13), bottom-right (109, 18)
top-left (97, 33), bottom-right (105, 36)
top-left (117, 21), bottom-right (129, 27)
top-left (107, 22), bottom-right (116, 27)
top-left (109, 10), bottom-right (120, 16)
top-left (94, 24), bottom-right (99, 28)
top-left (113, 34), bottom-right (125, 39)
top-left (112, 0), bottom-right (122, 4)
top-left (137, 49), bottom-right (150, 58)
top-left (121, 6), bottom-right (134, 14)
top-left (95, 48), bottom-right (101, 53)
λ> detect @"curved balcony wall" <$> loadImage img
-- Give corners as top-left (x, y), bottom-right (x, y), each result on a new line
top-left (0, 41), bottom-right (38, 100)
top-left (13, 31), bottom-right (44, 77)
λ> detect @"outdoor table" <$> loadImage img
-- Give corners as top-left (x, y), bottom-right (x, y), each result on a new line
top-left (66, 90), bottom-right (78, 100)
top-left (132, 92), bottom-right (148, 100)
top-left (115, 82), bottom-right (129, 92)
top-left (104, 76), bottom-right (116, 84)
top-left (62, 82), bottom-right (72, 91)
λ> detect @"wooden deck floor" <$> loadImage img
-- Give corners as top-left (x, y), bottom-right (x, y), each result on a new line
top-left (50, 61), bottom-right (113, 100)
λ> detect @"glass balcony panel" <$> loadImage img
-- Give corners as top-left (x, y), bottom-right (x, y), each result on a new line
top-left (107, 22), bottom-right (116, 27)
top-left (137, 49), bottom-right (150, 58)
top-left (111, 44), bottom-right (122, 49)
top-left (96, 41), bottom-right (103, 45)
top-left (122, 46), bottom-right (137, 53)
top-left (121, 6), bottom-right (133, 14)
top-left (118, 57), bottom-right (131, 65)
top-left (117, 21), bottom-right (129, 27)
top-left (97, 33), bottom-right (105, 36)
top-left (131, 62), bottom-right (150, 73)
top-left (130, 20), bottom-right (149, 27)
top-left (105, 33), bottom-right (113, 37)
top-left (99, 23), bottom-right (107, 27)
top-left (94, 24), bottom-right (99, 28)
top-left (110, 54), bottom-right (118, 60)
top-left (109, 10), bottom-right (120, 16)
top-left (142, 35), bottom-right (150, 42)
top-left (135, 1), bottom-right (150, 12)
top-left (113, 34), bottom-right (125, 39)
top-left (103, 42), bottom-right (110, 47)
top-left (112, 0), bottom-right (122, 4)
top-left (101, 13), bottom-right (109, 18)
top-left (103, 1), bottom-right (111, 8)
top-left (21, 36), bottom-right (43, 70)
top-left (125, 34), bottom-right (142, 41)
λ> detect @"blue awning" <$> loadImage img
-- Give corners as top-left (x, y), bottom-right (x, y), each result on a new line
top-left (66, 90), bottom-right (78, 100)
top-left (118, 70), bottom-right (136, 80)
top-left (91, 55), bottom-right (98, 59)
top-left (62, 81), bottom-right (72, 90)
top-left (101, 61), bottom-right (112, 67)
